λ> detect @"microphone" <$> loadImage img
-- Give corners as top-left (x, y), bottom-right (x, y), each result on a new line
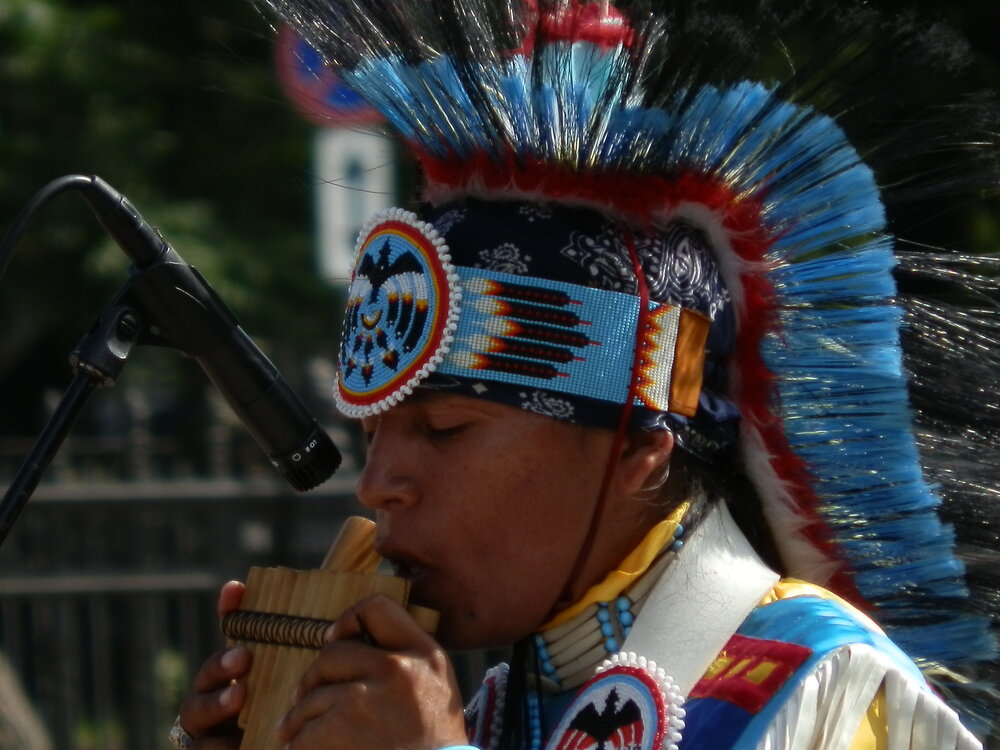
top-left (77, 175), bottom-right (341, 491)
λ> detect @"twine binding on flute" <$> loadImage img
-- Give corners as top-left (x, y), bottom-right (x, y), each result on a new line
top-left (221, 610), bottom-right (331, 650)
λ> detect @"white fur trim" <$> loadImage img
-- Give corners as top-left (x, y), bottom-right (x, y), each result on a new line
top-left (740, 424), bottom-right (841, 586)
top-left (668, 202), bottom-right (839, 586)
top-left (668, 201), bottom-right (758, 316)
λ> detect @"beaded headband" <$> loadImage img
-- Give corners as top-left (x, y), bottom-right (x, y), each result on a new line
top-left (337, 203), bottom-right (715, 431)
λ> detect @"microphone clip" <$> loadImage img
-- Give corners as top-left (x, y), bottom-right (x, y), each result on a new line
top-left (70, 303), bottom-right (143, 388)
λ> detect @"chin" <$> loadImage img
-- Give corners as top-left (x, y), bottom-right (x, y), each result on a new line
top-left (414, 583), bottom-right (538, 650)
top-left (435, 610), bottom-right (534, 652)
top-left (432, 612), bottom-right (482, 652)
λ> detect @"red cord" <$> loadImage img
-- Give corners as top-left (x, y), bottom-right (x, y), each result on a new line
top-left (549, 227), bottom-right (651, 615)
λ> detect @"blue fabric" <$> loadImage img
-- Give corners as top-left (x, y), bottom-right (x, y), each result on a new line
top-left (438, 267), bottom-right (641, 405)
top-left (487, 594), bottom-right (935, 750)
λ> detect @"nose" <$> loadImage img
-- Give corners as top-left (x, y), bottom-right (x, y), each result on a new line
top-left (356, 423), bottom-right (420, 512)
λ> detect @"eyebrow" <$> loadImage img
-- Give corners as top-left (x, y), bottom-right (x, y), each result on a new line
top-left (400, 390), bottom-right (508, 417)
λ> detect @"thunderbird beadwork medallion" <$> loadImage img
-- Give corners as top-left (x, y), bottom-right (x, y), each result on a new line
top-left (336, 208), bottom-right (461, 417)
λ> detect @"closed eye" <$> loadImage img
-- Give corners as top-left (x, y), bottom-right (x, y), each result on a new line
top-left (424, 420), bottom-right (469, 440)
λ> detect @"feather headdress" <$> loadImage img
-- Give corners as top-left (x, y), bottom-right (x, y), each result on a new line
top-left (254, 0), bottom-right (1000, 733)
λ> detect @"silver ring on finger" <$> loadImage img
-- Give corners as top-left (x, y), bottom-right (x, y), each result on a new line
top-left (168, 715), bottom-right (195, 749)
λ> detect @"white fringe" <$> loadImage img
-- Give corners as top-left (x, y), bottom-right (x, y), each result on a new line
top-left (753, 644), bottom-right (981, 750)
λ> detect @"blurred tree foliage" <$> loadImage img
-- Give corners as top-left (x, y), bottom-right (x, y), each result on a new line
top-left (0, 0), bottom-right (338, 436)
top-left (0, 0), bottom-right (996, 441)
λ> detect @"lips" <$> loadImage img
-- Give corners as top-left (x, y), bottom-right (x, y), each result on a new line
top-left (376, 538), bottom-right (430, 582)
top-left (389, 558), bottom-right (425, 582)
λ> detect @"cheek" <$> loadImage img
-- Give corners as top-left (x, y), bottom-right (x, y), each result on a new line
top-left (517, 435), bottom-right (606, 502)
top-left (471, 446), bottom-right (591, 527)
top-left (458, 437), bottom-right (605, 568)
top-left (429, 432), bottom-right (611, 646)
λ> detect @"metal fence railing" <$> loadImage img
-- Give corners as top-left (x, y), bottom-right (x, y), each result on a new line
top-left (0, 386), bottom-right (363, 750)
top-left (0, 474), bottom-right (359, 750)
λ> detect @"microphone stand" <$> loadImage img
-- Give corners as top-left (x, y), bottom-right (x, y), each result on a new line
top-left (0, 301), bottom-right (142, 547)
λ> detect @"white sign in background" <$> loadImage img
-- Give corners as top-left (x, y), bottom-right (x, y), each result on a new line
top-left (314, 128), bottom-right (398, 284)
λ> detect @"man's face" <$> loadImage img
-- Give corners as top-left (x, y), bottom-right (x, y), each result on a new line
top-left (357, 392), bottom-right (619, 650)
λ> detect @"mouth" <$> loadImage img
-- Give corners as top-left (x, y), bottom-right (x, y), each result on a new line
top-left (375, 544), bottom-right (451, 633)
top-left (376, 539), bottom-right (430, 584)
top-left (386, 557), bottom-right (438, 612)
top-left (389, 558), bottom-right (424, 581)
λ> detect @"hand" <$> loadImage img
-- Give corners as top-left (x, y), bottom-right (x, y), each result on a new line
top-left (176, 581), bottom-right (251, 749)
top-left (276, 594), bottom-right (468, 750)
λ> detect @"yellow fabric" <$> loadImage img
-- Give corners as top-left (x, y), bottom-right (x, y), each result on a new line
top-left (849, 686), bottom-right (888, 750)
top-left (762, 579), bottom-right (890, 750)
top-left (669, 309), bottom-right (711, 417)
top-left (539, 501), bottom-right (689, 630)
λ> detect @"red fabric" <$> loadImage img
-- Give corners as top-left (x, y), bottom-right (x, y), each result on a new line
top-left (689, 633), bottom-right (812, 715)
top-left (518, 0), bottom-right (637, 55)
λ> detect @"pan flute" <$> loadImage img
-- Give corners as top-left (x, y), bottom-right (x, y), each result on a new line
top-left (220, 516), bottom-right (438, 750)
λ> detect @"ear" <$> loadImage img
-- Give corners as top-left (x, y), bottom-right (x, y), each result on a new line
top-left (616, 430), bottom-right (674, 496)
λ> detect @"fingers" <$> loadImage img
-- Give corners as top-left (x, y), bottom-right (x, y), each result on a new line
top-left (193, 647), bottom-right (251, 693)
top-left (190, 734), bottom-right (243, 750)
top-left (329, 594), bottom-right (436, 652)
top-left (179, 679), bottom-right (246, 739)
top-left (276, 682), bottom-right (353, 745)
top-left (278, 648), bottom-right (440, 746)
top-left (296, 638), bottom-right (393, 713)
top-left (277, 642), bottom-right (467, 749)
top-left (172, 583), bottom-right (250, 748)
top-left (277, 597), bottom-right (464, 748)
top-left (179, 647), bottom-right (250, 739)
top-left (217, 580), bottom-right (245, 618)
top-left (295, 595), bottom-right (441, 701)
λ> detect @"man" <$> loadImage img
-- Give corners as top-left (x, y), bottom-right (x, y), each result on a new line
top-left (171, 1), bottom-right (999, 748)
